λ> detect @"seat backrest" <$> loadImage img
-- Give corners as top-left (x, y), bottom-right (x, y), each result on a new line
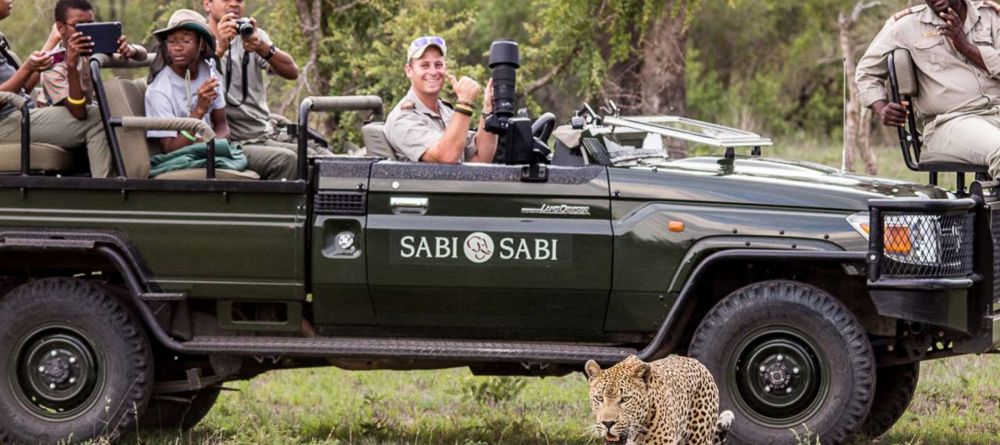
top-left (102, 77), bottom-right (152, 178)
top-left (361, 122), bottom-right (396, 160)
top-left (891, 48), bottom-right (918, 97)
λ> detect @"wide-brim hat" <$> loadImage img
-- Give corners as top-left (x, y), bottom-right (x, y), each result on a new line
top-left (152, 9), bottom-right (216, 52)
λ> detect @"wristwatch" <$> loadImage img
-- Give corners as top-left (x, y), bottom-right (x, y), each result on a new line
top-left (262, 43), bottom-right (278, 61)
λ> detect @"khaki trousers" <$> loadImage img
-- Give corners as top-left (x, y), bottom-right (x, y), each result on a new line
top-left (0, 106), bottom-right (113, 177)
top-left (238, 138), bottom-right (333, 181)
top-left (923, 109), bottom-right (1000, 179)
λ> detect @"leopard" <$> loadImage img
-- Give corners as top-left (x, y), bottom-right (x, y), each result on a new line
top-left (585, 354), bottom-right (734, 445)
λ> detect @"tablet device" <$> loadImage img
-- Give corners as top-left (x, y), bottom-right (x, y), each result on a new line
top-left (75, 22), bottom-right (122, 55)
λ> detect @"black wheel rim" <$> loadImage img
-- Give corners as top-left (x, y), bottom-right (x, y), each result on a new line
top-left (9, 324), bottom-right (104, 421)
top-left (728, 326), bottom-right (828, 427)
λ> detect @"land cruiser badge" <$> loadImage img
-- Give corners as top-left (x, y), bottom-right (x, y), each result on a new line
top-left (521, 204), bottom-right (591, 216)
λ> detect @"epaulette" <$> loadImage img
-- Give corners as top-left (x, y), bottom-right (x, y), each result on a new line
top-left (440, 99), bottom-right (454, 109)
top-left (980, 0), bottom-right (1000, 13)
top-left (400, 101), bottom-right (415, 111)
top-left (893, 5), bottom-right (925, 21)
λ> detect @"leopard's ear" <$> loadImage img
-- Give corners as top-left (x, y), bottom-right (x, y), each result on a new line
top-left (632, 361), bottom-right (652, 387)
top-left (585, 360), bottom-right (602, 380)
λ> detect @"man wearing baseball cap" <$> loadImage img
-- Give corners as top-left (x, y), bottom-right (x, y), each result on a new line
top-left (383, 35), bottom-right (497, 163)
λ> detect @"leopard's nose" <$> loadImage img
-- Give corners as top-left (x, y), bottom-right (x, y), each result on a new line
top-left (602, 420), bottom-right (616, 430)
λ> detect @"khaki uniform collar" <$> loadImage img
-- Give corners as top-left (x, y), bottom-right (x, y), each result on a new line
top-left (404, 88), bottom-right (450, 118)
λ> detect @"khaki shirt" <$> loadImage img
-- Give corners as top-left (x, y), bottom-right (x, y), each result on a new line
top-left (383, 88), bottom-right (476, 162)
top-left (219, 27), bottom-right (274, 142)
top-left (856, 1), bottom-right (1000, 124)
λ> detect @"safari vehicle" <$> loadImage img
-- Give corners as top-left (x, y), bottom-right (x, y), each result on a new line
top-left (0, 47), bottom-right (997, 445)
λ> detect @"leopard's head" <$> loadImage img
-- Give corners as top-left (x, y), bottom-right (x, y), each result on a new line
top-left (585, 355), bottom-right (654, 445)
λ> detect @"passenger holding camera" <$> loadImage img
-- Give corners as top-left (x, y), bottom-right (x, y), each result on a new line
top-left (384, 36), bottom-right (498, 164)
top-left (203, 0), bottom-right (316, 162)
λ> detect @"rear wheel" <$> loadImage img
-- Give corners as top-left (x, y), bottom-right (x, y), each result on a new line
top-left (0, 278), bottom-right (153, 444)
top-left (859, 362), bottom-right (920, 438)
top-left (689, 280), bottom-right (875, 445)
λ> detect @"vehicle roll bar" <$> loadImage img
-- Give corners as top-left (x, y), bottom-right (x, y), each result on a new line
top-left (297, 95), bottom-right (383, 180)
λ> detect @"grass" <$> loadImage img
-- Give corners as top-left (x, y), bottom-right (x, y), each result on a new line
top-left (121, 142), bottom-right (996, 445)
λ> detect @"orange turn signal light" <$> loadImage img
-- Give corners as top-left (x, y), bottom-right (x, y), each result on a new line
top-left (883, 225), bottom-right (912, 254)
top-left (668, 221), bottom-right (685, 233)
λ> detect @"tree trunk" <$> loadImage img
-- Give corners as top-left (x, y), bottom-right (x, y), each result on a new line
top-left (605, 0), bottom-right (689, 158)
top-left (840, 1), bottom-right (881, 175)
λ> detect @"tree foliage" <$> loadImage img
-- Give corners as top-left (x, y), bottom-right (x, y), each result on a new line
top-left (2, 0), bottom-right (913, 146)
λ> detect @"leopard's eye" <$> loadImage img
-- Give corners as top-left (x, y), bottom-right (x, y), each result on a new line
top-left (621, 395), bottom-right (631, 404)
top-left (594, 395), bottom-right (604, 403)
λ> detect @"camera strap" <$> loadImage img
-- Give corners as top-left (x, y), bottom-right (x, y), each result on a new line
top-left (224, 42), bottom-right (250, 107)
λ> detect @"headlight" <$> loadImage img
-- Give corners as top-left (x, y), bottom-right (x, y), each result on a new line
top-left (848, 212), bottom-right (954, 265)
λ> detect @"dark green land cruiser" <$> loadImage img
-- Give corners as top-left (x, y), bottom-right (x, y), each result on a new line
top-left (0, 53), bottom-right (996, 445)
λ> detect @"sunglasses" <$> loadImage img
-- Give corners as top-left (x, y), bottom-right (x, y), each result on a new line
top-left (409, 36), bottom-right (446, 52)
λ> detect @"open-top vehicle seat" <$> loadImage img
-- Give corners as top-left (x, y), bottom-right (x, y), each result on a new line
top-left (888, 48), bottom-right (989, 191)
top-left (361, 122), bottom-right (395, 160)
top-left (101, 76), bottom-right (259, 180)
top-left (0, 93), bottom-right (75, 173)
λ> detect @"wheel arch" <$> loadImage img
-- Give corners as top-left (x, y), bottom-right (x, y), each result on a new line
top-left (637, 248), bottom-right (871, 361)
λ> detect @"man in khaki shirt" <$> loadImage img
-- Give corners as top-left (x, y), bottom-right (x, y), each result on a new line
top-left (384, 36), bottom-right (497, 163)
top-left (856, 0), bottom-right (1000, 177)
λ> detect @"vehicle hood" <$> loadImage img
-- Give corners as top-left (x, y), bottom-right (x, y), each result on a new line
top-left (609, 156), bottom-right (952, 211)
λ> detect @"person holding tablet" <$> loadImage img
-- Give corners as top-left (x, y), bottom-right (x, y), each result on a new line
top-left (0, 0), bottom-right (118, 177)
top-left (39, 0), bottom-right (146, 177)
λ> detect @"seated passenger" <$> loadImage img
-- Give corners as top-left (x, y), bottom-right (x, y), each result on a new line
top-left (383, 36), bottom-right (497, 163)
top-left (40, 0), bottom-right (147, 177)
top-left (856, 1), bottom-right (1000, 177)
top-left (0, 0), bottom-right (113, 176)
top-left (146, 9), bottom-right (293, 180)
top-left (203, 0), bottom-right (330, 157)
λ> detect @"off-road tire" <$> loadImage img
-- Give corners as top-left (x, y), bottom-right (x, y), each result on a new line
top-left (858, 362), bottom-right (919, 439)
top-left (0, 278), bottom-right (153, 444)
top-left (689, 280), bottom-right (875, 445)
top-left (140, 387), bottom-right (221, 431)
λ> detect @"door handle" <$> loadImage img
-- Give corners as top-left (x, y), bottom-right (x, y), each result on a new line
top-left (390, 197), bottom-right (429, 215)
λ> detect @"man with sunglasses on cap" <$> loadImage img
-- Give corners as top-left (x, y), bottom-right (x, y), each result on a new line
top-left (384, 35), bottom-right (497, 164)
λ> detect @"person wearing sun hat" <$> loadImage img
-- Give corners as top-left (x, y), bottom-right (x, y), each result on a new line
top-left (144, 8), bottom-right (295, 179)
top-left (383, 35), bottom-right (497, 163)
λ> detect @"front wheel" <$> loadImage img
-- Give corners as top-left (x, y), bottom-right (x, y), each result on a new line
top-left (689, 280), bottom-right (875, 445)
top-left (0, 278), bottom-right (153, 444)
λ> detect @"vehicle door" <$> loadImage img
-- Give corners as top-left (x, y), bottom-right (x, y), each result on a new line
top-left (366, 162), bottom-right (612, 335)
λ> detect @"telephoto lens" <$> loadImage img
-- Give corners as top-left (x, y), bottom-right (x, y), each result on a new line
top-left (488, 40), bottom-right (520, 121)
top-left (235, 18), bottom-right (254, 38)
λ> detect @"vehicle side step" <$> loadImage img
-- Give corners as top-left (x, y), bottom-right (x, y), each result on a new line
top-left (181, 336), bottom-right (636, 364)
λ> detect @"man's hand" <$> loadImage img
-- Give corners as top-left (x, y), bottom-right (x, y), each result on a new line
top-left (65, 32), bottom-right (94, 67)
top-left (482, 78), bottom-right (493, 114)
top-left (940, 8), bottom-right (971, 49)
top-left (193, 78), bottom-right (220, 118)
top-left (874, 100), bottom-right (909, 127)
top-left (241, 17), bottom-right (265, 54)
top-left (117, 35), bottom-right (137, 60)
top-left (215, 12), bottom-right (239, 57)
top-left (448, 74), bottom-right (481, 105)
top-left (24, 51), bottom-right (54, 73)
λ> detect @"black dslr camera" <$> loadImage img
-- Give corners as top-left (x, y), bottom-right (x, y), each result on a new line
top-left (234, 18), bottom-right (255, 38)
top-left (483, 40), bottom-right (549, 181)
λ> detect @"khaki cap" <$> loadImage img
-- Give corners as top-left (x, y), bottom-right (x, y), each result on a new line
top-left (407, 36), bottom-right (446, 61)
top-left (152, 9), bottom-right (216, 51)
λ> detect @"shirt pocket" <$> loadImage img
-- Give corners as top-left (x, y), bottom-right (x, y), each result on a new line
top-left (913, 37), bottom-right (948, 68)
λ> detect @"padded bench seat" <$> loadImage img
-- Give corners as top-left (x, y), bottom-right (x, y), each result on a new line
top-left (0, 142), bottom-right (74, 172)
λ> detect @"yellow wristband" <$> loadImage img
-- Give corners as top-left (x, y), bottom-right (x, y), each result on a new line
top-left (453, 104), bottom-right (474, 117)
top-left (66, 96), bottom-right (86, 105)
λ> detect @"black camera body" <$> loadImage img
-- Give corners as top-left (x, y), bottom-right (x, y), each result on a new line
top-left (234, 18), bottom-right (255, 38)
top-left (483, 40), bottom-right (548, 180)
